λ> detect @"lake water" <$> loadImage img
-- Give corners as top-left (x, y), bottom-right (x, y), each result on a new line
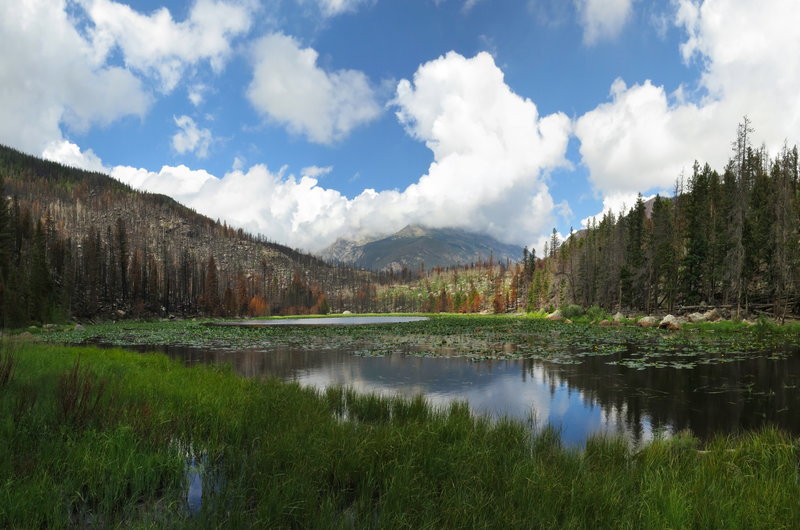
top-left (208, 316), bottom-right (429, 326)
top-left (150, 342), bottom-right (800, 447)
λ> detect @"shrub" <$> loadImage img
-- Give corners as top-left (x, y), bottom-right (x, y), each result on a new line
top-left (585, 305), bottom-right (609, 322)
top-left (560, 304), bottom-right (585, 319)
top-left (754, 315), bottom-right (777, 335)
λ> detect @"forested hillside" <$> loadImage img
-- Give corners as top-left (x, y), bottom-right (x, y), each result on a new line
top-left (546, 120), bottom-right (800, 320)
top-left (2, 119), bottom-right (796, 326)
top-left (382, 120), bottom-right (800, 320)
top-left (0, 145), bottom-right (377, 327)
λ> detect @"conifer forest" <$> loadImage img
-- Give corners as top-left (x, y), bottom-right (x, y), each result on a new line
top-left (1, 120), bottom-right (799, 327)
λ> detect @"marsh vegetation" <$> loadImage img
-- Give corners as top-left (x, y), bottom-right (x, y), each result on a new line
top-left (2, 339), bottom-right (800, 527)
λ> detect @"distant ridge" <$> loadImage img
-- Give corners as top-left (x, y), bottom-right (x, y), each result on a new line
top-left (320, 224), bottom-right (522, 271)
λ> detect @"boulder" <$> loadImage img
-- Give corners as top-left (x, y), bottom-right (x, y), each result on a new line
top-left (637, 316), bottom-right (658, 327)
top-left (704, 308), bottom-right (722, 322)
top-left (612, 312), bottom-right (625, 322)
top-left (659, 314), bottom-right (681, 330)
top-left (546, 309), bottom-right (563, 321)
top-left (564, 319), bottom-right (573, 324)
top-left (74, 324), bottom-right (85, 331)
top-left (687, 312), bottom-right (707, 323)
top-left (342, 310), bottom-right (352, 315)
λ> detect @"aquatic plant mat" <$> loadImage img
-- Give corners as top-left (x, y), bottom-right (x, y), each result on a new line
top-left (206, 315), bottom-right (429, 326)
top-left (2, 339), bottom-right (800, 527)
top-left (48, 314), bottom-right (800, 368)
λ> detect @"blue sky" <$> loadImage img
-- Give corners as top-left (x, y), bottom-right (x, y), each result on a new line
top-left (2, 0), bottom-right (798, 253)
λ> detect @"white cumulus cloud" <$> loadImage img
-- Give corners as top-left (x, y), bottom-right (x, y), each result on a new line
top-left (575, 0), bottom-right (634, 45)
top-left (0, 0), bottom-right (250, 160)
top-left (392, 51), bottom-right (572, 245)
top-left (172, 115), bottom-right (213, 158)
top-left (42, 140), bottom-right (109, 173)
top-left (105, 52), bottom-right (570, 252)
top-left (301, 165), bottom-right (333, 178)
top-left (0, 0), bottom-right (150, 156)
top-left (575, 0), bottom-right (800, 204)
top-left (81, 0), bottom-right (254, 91)
top-left (246, 33), bottom-right (382, 144)
top-left (112, 164), bottom-right (217, 196)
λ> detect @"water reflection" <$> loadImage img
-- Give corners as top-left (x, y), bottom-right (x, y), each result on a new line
top-left (144, 343), bottom-right (800, 446)
top-left (209, 316), bottom-right (429, 326)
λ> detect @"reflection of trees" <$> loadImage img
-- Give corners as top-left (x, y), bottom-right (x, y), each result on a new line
top-left (526, 352), bottom-right (800, 440)
top-left (157, 343), bottom-right (800, 441)
top-left (163, 345), bottom-right (493, 391)
top-left (163, 345), bottom-right (341, 379)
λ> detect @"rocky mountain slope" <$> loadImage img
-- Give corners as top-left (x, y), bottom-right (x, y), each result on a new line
top-left (0, 144), bottom-right (368, 322)
top-left (320, 224), bottom-right (522, 271)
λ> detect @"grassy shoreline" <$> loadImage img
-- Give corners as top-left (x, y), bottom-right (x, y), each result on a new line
top-left (2, 340), bottom-right (799, 527)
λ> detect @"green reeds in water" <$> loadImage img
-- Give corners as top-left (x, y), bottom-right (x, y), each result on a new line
top-left (1, 341), bottom-right (800, 527)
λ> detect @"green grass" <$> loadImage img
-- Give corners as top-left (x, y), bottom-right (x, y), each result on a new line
top-left (1, 340), bottom-right (800, 527)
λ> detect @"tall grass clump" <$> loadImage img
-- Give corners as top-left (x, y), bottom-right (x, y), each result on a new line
top-left (754, 314), bottom-right (778, 335)
top-left (56, 359), bottom-right (110, 428)
top-left (0, 341), bottom-right (15, 387)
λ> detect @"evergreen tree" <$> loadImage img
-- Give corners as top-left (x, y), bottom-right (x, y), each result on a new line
top-left (649, 196), bottom-right (677, 311)
top-left (681, 163), bottom-right (710, 304)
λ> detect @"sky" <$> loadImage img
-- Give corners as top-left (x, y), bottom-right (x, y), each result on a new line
top-left (2, 0), bottom-right (799, 254)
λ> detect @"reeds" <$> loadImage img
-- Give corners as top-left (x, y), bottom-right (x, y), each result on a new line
top-left (0, 341), bottom-right (15, 387)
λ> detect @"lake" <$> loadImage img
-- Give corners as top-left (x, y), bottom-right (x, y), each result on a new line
top-left (207, 316), bottom-right (430, 326)
top-left (147, 338), bottom-right (800, 447)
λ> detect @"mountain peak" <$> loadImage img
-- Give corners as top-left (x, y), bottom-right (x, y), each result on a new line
top-left (394, 224), bottom-right (429, 238)
top-left (320, 225), bottom-right (521, 271)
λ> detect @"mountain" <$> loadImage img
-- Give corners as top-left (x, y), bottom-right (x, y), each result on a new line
top-left (320, 225), bottom-right (523, 271)
top-left (0, 144), bottom-right (370, 325)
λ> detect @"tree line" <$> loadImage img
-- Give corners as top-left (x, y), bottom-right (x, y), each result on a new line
top-left (3, 118), bottom-right (797, 326)
top-left (544, 119), bottom-right (800, 320)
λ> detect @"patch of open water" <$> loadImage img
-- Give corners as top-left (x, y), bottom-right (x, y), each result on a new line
top-left (137, 342), bottom-right (800, 447)
top-left (207, 316), bottom-right (429, 326)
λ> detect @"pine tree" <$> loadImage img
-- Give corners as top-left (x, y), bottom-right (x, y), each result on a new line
top-left (621, 195), bottom-right (646, 308)
top-left (649, 195), bottom-right (677, 311)
top-left (681, 163), bottom-right (710, 304)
